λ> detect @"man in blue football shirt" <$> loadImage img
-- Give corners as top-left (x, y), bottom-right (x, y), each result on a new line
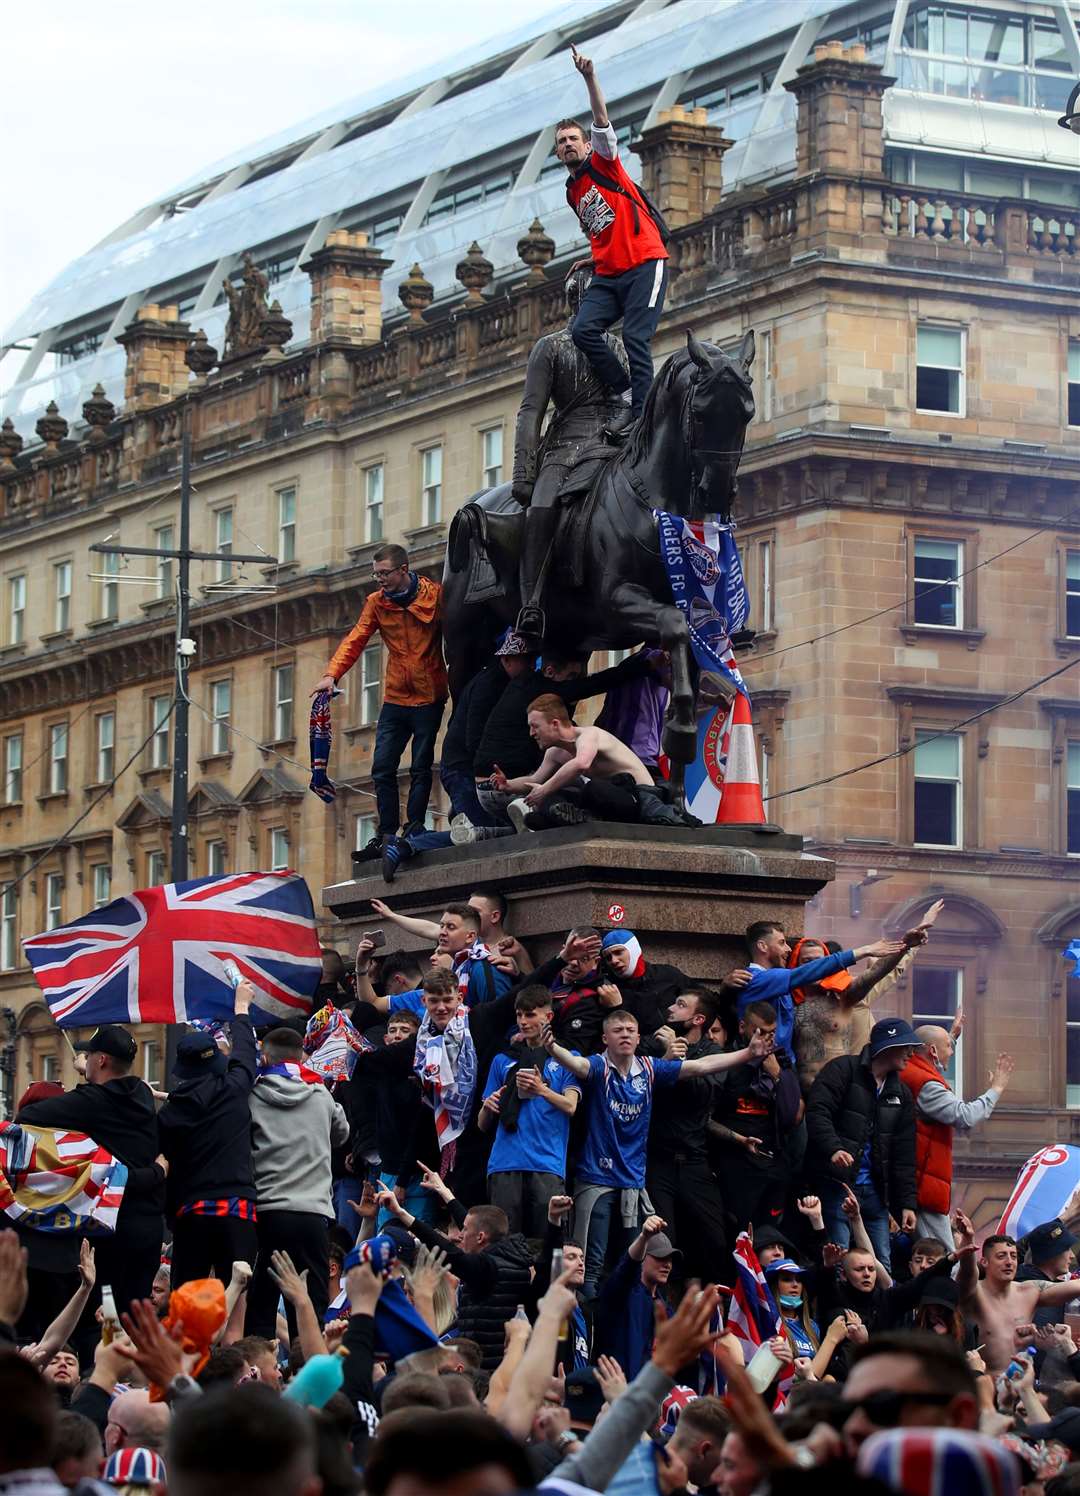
top-left (544, 1006), bottom-right (772, 1295)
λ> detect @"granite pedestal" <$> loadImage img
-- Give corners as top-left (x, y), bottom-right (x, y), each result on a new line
top-left (323, 824), bottom-right (835, 977)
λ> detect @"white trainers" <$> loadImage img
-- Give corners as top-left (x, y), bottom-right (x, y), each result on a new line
top-left (450, 813), bottom-right (479, 845)
top-left (507, 798), bottom-right (533, 834)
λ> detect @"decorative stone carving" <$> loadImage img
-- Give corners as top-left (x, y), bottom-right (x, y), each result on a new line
top-left (399, 263), bottom-right (434, 324)
top-left (456, 241), bottom-right (494, 304)
top-left (81, 384), bottom-right (116, 442)
top-left (35, 401), bottom-right (69, 452)
top-left (517, 219), bottom-right (555, 284)
top-left (0, 418), bottom-right (23, 469)
top-left (185, 328), bottom-right (218, 382)
top-left (259, 300), bottom-right (293, 360)
top-left (222, 252), bottom-right (270, 358)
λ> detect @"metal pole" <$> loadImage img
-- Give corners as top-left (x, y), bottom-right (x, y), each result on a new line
top-left (165, 409), bottom-right (192, 1078)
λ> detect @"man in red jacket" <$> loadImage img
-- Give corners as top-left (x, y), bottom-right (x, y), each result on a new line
top-left (557, 45), bottom-right (669, 425)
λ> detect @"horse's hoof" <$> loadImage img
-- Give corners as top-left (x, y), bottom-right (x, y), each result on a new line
top-left (662, 721), bottom-right (698, 765)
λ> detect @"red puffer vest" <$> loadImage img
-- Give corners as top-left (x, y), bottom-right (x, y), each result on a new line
top-left (900, 1051), bottom-right (953, 1214)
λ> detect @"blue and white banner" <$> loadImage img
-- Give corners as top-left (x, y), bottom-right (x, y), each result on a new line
top-left (655, 511), bottom-right (750, 822)
top-left (999, 1144), bottom-right (1080, 1241)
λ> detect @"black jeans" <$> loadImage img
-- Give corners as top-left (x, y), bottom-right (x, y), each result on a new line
top-left (371, 699), bottom-right (446, 834)
top-left (572, 259), bottom-right (668, 414)
top-left (246, 1211), bottom-right (330, 1340)
top-left (169, 1215), bottom-right (258, 1294)
top-left (488, 1170), bottom-right (564, 1239)
top-left (93, 1230), bottom-right (163, 1319)
top-left (646, 1154), bottom-right (728, 1283)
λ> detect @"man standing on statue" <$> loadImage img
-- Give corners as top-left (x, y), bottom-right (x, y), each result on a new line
top-left (512, 265), bottom-right (628, 639)
top-left (558, 44), bottom-right (669, 424)
top-left (311, 544), bottom-right (447, 859)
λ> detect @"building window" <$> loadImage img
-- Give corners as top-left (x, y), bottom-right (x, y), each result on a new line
top-left (916, 326), bottom-right (964, 415)
top-left (1067, 550), bottom-right (1080, 640)
top-left (911, 967), bottom-right (962, 1094)
top-left (1069, 343), bottom-right (1080, 428)
top-left (1069, 742), bottom-right (1080, 857)
top-left (210, 680), bottom-right (231, 755)
top-left (95, 712), bottom-right (115, 783)
top-left (482, 427), bottom-right (503, 488)
top-left (4, 734), bottom-right (22, 805)
top-left (100, 552), bottom-right (119, 622)
top-left (48, 723), bottom-right (68, 795)
top-left (92, 863), bottom-right (112, 908)
top-left (913, 730), bottom-right (962, 847)
top-left (155, 525), bottom-right (174, 599)
top-left (147, 850), bottom-right (166, 886)
top-left (143, 1041), bottom-right (163, 1089)
top-left (150, 696), bottom-right (170, 769)
top-left (8, 575), bottom-right (25, 646)
top-left (364, 464), bottom-right (384, 544)
top-left (421, 446), bottom-right (442, 526)
top-left (269, 827), bottom-right (290, 871)
top-left (758, 328), bottom-right (774, 422)
top-left (215, 508), bottom-right (234, 581)
top-left (207, 839), bottom-right (227, 876)
top-left (277, 487), bottom-right (297, 564)
top-left (53, 561), bottom-right (72, 633)
top-left (360, 644), bottom-right (382, 727)
top-left (0, 887), bottom-right (15, 969)
top-left (272, 663), bottom-right (294, 741)
top-left (913, 538), bottom-right (963, 629)
top-left (41, 1054), bottom-right (59, 1084)
top-left (356, 813), bottom-right (377, 850)
top-left (44, 872), bottom-right (63, 932)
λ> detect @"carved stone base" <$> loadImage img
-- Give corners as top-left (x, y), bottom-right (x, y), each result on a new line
top-left (322, 823), bottom-right (835, 973)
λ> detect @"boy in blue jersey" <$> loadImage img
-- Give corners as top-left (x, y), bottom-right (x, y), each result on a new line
top-left (478, 986), bottom-right (581, 1237)
top-left (544, 1006), bottom-right (773, 1295)
top-left (737, 921), bottom-right (907, 1061)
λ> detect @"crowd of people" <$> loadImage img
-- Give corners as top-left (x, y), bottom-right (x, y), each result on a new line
top-left (4, 892), bottom-right (1078, 1496)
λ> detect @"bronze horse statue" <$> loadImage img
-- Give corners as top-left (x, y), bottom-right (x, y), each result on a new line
top-left (442, 331), bottom-right (755, 807)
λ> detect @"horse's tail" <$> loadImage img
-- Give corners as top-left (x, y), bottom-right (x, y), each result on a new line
top-left (447, 503), bottom-right (486, 573)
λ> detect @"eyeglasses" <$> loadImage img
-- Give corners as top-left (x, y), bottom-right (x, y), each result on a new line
top-left (839, 1390), bottom-right (956, 1426)
top-left (372, 564), bottom-right (405, 579)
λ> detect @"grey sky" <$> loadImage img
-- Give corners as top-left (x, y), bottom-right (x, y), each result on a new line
top-left (0, 0), bottom-right (539, 333)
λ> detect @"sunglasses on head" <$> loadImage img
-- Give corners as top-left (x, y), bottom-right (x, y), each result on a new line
top-left (840, 1390), bottom-right (955, 1426)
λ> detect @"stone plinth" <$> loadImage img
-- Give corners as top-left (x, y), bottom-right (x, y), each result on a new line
top-left (323, 825), bottom-right (835, 975)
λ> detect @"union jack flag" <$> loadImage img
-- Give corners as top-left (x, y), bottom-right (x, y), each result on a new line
top-left (700, 1232), bottom-right (791, 1407)
top-left (0, 1122), bottom-right (127, 1233)
top-left (23, 872), bottom-right (322, 1028)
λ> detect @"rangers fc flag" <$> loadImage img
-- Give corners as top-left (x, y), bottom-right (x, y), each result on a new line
top-left (23, 871), bottom-right (322, 1028)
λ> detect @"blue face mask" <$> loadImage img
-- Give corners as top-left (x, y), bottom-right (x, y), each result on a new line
top-left (779, 1292), bottom-right (803, 1309)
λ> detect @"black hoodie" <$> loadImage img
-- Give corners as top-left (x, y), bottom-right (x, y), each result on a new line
top-left (157, 1014), bottom-right (258, 1221)
top-left (20, 1077), bottom-right (165, 1244)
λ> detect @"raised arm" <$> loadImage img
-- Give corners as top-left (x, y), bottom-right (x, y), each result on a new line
top-left (681, 1030), bottom-right (772, 1077)
top-left (571, 45), bottom-right (609, 128)
top-left (368, 897), bottom-right (440, 942)
top-left (541, 1023), bottom-right (591, 1080)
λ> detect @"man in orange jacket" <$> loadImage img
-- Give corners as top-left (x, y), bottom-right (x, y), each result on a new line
top-left (900, 1028), bottom-right (1014, 1248)
top-left (311, 544), bottom-right (447, 856)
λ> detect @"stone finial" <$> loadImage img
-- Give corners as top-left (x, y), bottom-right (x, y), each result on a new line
top-left (455, 241), bottom-right (494, 304)
top-left (36, 400), bottom-right (69, 451)
top-left (260, 300), bottom-right (293, 360)
top-left (399, 263), bottom-right (434, 323)
top-left (81, 384), bottom-right (116, 442)
top-left (0, 417), bottom-right (24, 469)
top-left (301, 231), bottom-right (393, 346)
top-left (517, 218), bottom-right (555, 284)
top-left (185, 328), bottom-right (219, 381)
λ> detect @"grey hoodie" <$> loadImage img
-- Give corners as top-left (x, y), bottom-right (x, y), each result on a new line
top-left (249, 1073), bottom-right (349, 1216)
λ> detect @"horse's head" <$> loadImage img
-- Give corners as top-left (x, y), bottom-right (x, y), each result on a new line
top-left (683, 329), bottom-right (755, 519)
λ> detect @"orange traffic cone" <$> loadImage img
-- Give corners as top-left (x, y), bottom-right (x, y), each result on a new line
top-left (716, 692), bottom-right (766, 825)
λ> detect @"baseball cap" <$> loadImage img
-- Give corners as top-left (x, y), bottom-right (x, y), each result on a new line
top-left (763, 1257), bottom-right (808, 1277)
top-left (564, 1367), bottom-right (604, 1427)
top-left (74, 1024), bottom-right (137, 1063)
top-left (173, 1031), bottom-right (227, 1080)
top-left (495, 630), bottom-right (534, 658)
top-left (1026, 1217), bottom-right (1079, 1262)
top-left (868, 1017), bottom-right (919, 1058)
top-left (643, 1232), bottom-right (682, 1263)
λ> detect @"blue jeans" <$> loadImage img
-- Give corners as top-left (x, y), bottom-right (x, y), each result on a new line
top-left (439, 765), bottom-right (499, 827)
top-left (376, 1170), bottom-right (438, 1231)
top-left (572, 259), bottom-right (668, 414)
top-left (821, 1178), bottom-right (893, 1270)
top-left (333, 1176), bottom-right (363, 1230)
top-left (371, 699), bottom-right (445, 835)
top-left (580, 1189), bottom-right (638, 1299)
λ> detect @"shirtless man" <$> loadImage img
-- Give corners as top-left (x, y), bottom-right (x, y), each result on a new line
top-left (494, 691), bottom-right (682, 829)
top-left (956, 1214), bottom-right (1080, 1373)
top-left (792, 901), bottom-right (944, 1095)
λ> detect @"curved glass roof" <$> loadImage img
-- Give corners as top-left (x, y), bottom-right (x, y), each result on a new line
top-left (4, 0), bottom-right (1078, 433)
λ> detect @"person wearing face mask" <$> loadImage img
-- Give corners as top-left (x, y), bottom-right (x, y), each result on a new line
top-left (764, 1258), bottom-right (851, 1381)
top-left (597, 929), bottom-right (690, 1038)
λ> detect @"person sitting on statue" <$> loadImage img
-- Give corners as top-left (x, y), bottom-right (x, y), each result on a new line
top-left (491, 692), bottom-right (685, 831)
top-left (511, 264), bottom-right (629, 641)
top-left (558, 45), bottom-right (669, 424)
